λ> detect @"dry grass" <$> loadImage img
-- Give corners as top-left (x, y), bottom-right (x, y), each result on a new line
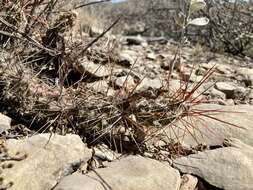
top-left (0, 0), bottom-right (244, 158)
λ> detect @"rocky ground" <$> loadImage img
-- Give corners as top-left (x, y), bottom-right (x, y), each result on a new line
top-left (1, 34), bottom-right (253, 190)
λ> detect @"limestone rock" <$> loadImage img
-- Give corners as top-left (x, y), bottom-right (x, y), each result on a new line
top-left (216, 64), bottom-right (233, 75)
top-left (1, 134), bottom-right (91, 190)
top-left (165, 104), bottom-right (253, 147)
top-left (87, 80), bottom-right (115, 96)
top-left (55, 156), bottom-right (181, 190)
top-left (0, 113), bottom-right (11, 134)
top-left (236, 68), bottom-right (253, 86)
top-left (118, 50), bottom-right (137, 66)
top-left (247, 89), bottom-right (253, 99)
top-left (215, 82), bottom-right (238, 98)
top-left (115, 75), bottom-right (135, 89)
top-left (146, 52), bottom-right (157, 60)
top-left (75, 58), bottom-right (111, 78)
top-left (174, 139), bottom-right (253, 190)
top-left (94, 144), bottom-right (121, 162)
top-left (136, 78), bottom-right (163, 92)
top-left (208, 88), bottom-right (226, 100)
top-left (180, 174), bottom-right (198, 190)
top-left (124, 21), bottom-right (146, 36)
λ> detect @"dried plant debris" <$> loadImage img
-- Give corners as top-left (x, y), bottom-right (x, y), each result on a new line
top-left (0, 0), bottom-right (247, 160)
top-left (0, 48), bottom-right (237, 155)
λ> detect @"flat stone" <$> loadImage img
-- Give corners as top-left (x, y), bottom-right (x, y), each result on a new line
top-left (247, 89), bottom-right (253, 99)
top-left (216, 64), bottom-right (233, 75)
top-left (55, 156), bottom-right (181, 190)
top-left (0, 113), bottom-right (11, 134)
top-left (87, 80), bottom-right (114, 96)
top-left (201, 61), bottom-right (216, 70)
top-left (215, 82), bottom-right (238, 98)
top-left (136, 78), bottom-right (163, 92)
top-left (225, 99), bottom-right (235, 106)
top-left (118, 50), bottom-right (137, 66)
top-left (124, 21), bottom-right (146, 35)
top-left (1, 134), bottom-right (91, 190)
top-left (94, 144), bottom-right (121, 162)
top-left (174, 139), bottom-right (253, 190)
top-left (115, 75), bottom-right (135, 89)
top-left (75, 58), bottom-right (111, 78)
top-left (236, 68), bottom-right (253, 86)
top-left (146, 52), bottom-right (157, 60)
top-left (168, 80), bottom-right (203, 99)
top-left (189, 74), bottom-right (203, 83)
top-left (164, 104), bottom-right (253, 147)
top-left (167, 79), bottom-right (182, 93)
top-left (208, 88), bottom-right (226, 100)
top-left (232, 86), bottom-right (247, 99)
top-left (180, 174), bottom-right (198, 190)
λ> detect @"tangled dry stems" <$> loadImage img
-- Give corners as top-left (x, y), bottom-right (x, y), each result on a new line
top-left (0, 1), bottom-right (243, 157)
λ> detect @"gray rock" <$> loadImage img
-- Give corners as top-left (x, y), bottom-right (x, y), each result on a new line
top-left (168, 79), bottom-right (182, 93)
top-left (208, 88), bottom-right (226, 100)
top-left (87, 80), bottom-right (115, 96)
top-left (136, 78), bottom-right (163, 92)
top-left (216, 64), bottom-right (233, 75)
top-left (189, 74), bottom-right (203, 83)
top-left (115, 75), bottom-right (135, 89)
top-left (215, 82), bottom-right (239, 98)
top-left (201, 62), bottom-right (216, 70)
top-left (1, 134), bottom-right (91, 190)
top-left (118, 50), bottom-right (137, 66)
top-left (180, 174), bottom-right (198, 190)
top-left (146, 52), bottom-right (157, 60)
top-left (0, 113), bottom-right (11, 134)
top-left (55, 156), bottom-right (181, 190)
top-left (94, 144), bottom-right (121, 162)
top-left (181, 68), bottom-right (203, 83)
top-left (174, 139), bottom-right (253, 190)
top-left (232, 86), bottom-right (247, 99)
top-left (225, 99), bottom-right (235, 106)
top-left (75, 58), bottom-right (111, 78)
top-left (236, 68), bottom-right (253, 86)
top-left (124, 21), bottom-right (146, 36)
top-left (168, 79), bottom-right (203, 99)
top-left (247, 89), bottom-right (253, 99)
top-left (165, 104), bottom-right (253, 147)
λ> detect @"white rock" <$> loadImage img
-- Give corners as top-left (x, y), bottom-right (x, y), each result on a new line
top-left (115, 75), bottom-right (135, 89)
top-left (165, 104), bottom-right (253, 147)
top-left (1, 134), bottom-right (91, 190)
top-left (118, 50), bottom-right (137, 66)
top-left (225, 99), bottom-right (235, 106)
top-left (216, 64), bottom-right (233, 75)
top-left (215, 82), bottom-right (238, 98)
top-left (75, 58), bottom-right (111, 78)
top-left (55, 156), bottom-right (181, 190)
top-left (236, 68), bottom-right (253, 86)
top-left (146, 52), bottom-right (157, 60)
top-left (168, 80), bottom-right (203, 99)
top-left (208, 88), bottom-right (226, 100)
top-left (0, 113), bottom-right (11, 134)
top-left (180, 174), bottom-right (198, 190)
top-left (94, 144), bottom-right (121, 162)
top-left (136, 78), bottom-right (163, 92)
top-left (247, 89), bottom-right (253, 99)
top-left (174, 139), bottom-right (253, 190)
top-left (87, 80), bottom-right (114, 96)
